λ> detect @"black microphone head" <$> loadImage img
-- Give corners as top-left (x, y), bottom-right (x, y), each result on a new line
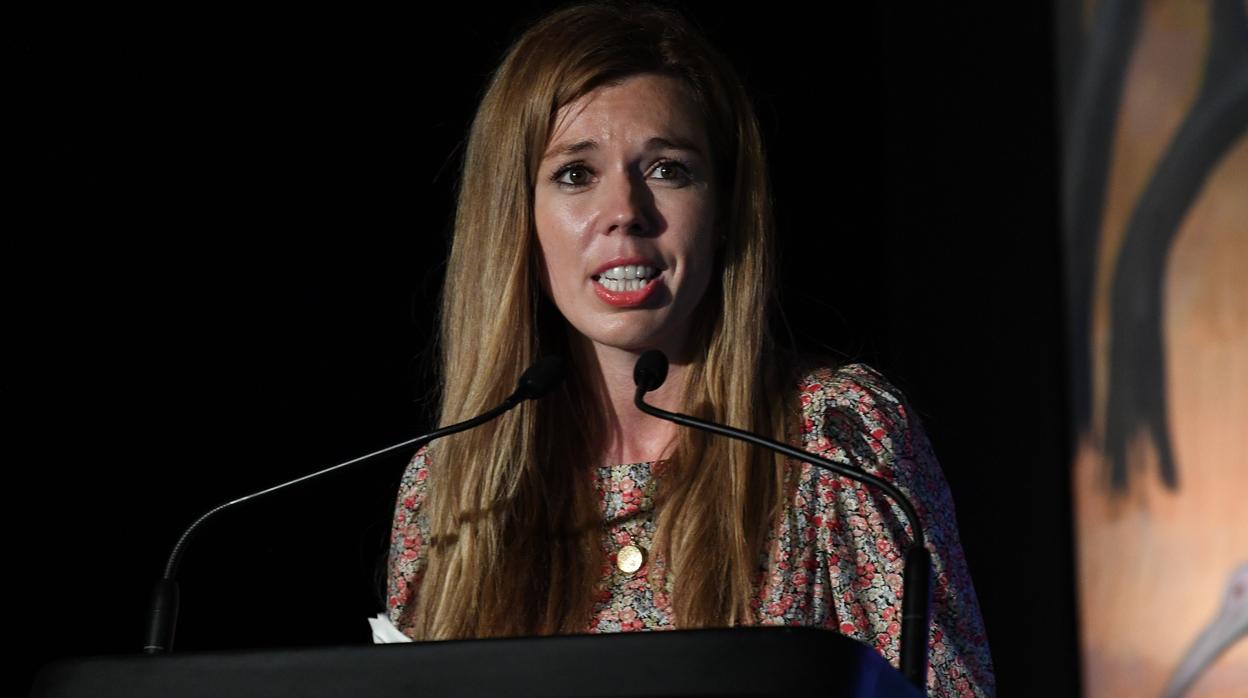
top-left (633, 350), bottom-right (669, 393)
top-left (515, 355), bottom-right (566, 400)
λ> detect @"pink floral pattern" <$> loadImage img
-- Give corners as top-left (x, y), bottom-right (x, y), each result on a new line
top-left (387, 363), bottom-right (995, 696)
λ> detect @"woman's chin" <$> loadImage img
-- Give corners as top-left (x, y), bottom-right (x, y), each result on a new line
top-left (558, 302), bottom-right (701, 359)
top-left (572, 328), bottom-right (677, 357)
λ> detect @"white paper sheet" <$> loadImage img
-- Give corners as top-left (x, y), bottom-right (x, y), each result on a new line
top-left (368, 612), bottom-right (413, 644)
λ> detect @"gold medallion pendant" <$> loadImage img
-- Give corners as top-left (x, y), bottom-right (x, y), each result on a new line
top-left (616, 544), bottom-right (644, 574)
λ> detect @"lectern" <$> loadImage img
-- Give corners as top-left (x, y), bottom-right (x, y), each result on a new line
top-left (31, 626), bottom-right (922, 697)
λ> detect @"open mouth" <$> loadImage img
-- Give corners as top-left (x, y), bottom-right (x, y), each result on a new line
top-left (592, 264), bottom-right (659, 292)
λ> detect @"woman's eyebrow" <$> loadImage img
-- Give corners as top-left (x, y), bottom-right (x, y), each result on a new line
top-left (543, 138), bottom-right (598, 160)
top-left (543, 136), bottom-right (705, 161)
top-left (645, 136), bottom-right (704, 156)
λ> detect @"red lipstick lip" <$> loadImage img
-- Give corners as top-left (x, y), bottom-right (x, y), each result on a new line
top-left (591, 256), bottom-right (663, 279)
top-left (593, 276), bottom-right (662, 307)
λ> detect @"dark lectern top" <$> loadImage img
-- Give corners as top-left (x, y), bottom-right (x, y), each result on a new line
top-left (31, 626), bottom-right (921, 697)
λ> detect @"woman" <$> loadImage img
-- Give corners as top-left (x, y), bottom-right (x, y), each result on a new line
top-left (386, 2), bottom-right (995, 694)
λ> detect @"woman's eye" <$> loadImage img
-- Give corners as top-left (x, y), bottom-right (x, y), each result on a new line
top-left (553, 165), bottom-right (593, 186)
top-left (651, 160), bottom-right (692, 183)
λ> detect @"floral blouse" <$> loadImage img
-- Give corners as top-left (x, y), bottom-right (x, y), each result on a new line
top-left (386, 363), bottom-right (996, 696)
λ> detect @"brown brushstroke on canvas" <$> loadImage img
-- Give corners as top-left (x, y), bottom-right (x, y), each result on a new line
top-left (1074, 2), bottom-right (1248, 694)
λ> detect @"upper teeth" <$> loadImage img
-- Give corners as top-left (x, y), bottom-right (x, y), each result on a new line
top-left (600, 265), bottom-right (656, 280)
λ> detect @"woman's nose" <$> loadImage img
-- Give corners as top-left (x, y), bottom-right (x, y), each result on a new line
top-left (601, 169), bottom-right (653, 236)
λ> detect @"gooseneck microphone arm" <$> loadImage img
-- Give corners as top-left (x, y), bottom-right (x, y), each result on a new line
top-left (143, 355), bottom-right (565, 655)
top-left (632, 350), bottom-right (932, 694)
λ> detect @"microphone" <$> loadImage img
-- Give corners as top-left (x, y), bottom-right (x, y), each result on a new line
top-left (633, 349), bottom-right (668, 392)
top-left (632, 350), bottom-right (932, 692)
top-left (143, 355), bottom-right (565, 654)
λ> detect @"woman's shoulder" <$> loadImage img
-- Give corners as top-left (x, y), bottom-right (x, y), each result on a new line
top-left (786, 358), bottom-right (928, 482)
top-left (792, 360), bottom-right (914, 435)
top-left (794, 360), bottom-right (908, 407)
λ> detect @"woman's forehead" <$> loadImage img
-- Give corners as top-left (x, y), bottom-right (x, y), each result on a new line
top-left (543, 74), bottom-right (711, 160)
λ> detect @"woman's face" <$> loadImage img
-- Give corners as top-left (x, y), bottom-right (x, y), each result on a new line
top-left (533, 73), bottom-right (717, 359)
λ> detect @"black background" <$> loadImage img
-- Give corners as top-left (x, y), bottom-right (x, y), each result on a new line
top-left (17, 2), bottom-right (1076, 695)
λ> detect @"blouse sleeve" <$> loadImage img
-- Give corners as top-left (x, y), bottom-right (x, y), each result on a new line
top-left (385, 445), bottom-right (432, 639)
top-left (803, 364), bottom-right (996, 697)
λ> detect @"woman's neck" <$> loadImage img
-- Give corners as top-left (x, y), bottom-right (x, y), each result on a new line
top-left (573, 338), bottom-right (692, 466)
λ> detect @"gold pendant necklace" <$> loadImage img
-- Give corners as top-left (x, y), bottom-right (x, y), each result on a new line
top-left (617, 544), bottom-right (645, 574)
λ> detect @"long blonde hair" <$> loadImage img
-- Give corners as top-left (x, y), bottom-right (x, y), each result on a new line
top-left (406, 0), bottom-right (793, 639)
